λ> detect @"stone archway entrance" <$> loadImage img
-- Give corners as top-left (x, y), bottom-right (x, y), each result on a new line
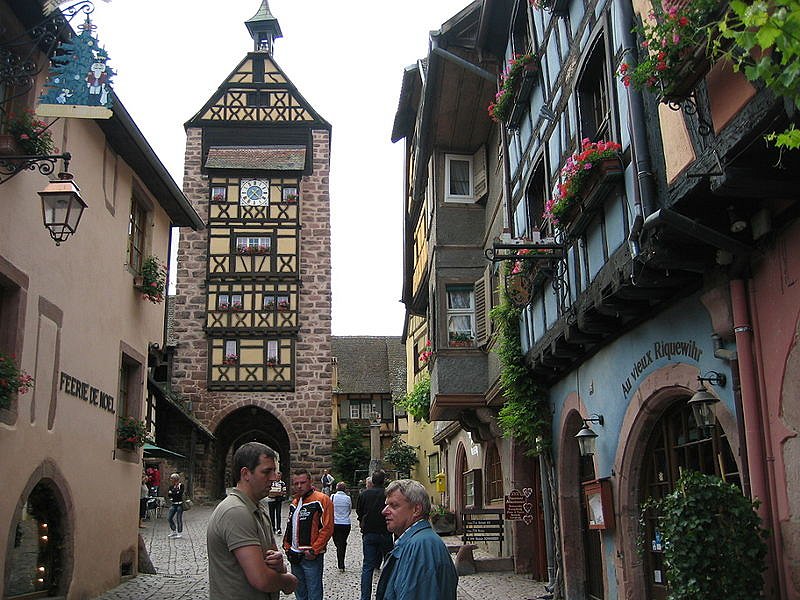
top-left (4, 475), bottom-right (72, 599)
top-left (210, 406), bottom-right (291, 499)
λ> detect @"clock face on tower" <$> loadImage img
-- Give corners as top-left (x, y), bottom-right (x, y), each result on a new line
top-left (239, 179), bottom-right (270, 206)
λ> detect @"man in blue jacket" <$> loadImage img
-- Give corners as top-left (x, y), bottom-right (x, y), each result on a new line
top-left (375, 479), bottom-right (458, 600)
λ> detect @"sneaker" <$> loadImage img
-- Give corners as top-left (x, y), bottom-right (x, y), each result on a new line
top-left (168, 532), bottom-right (176, 538)
top-left (175, 533), bottom-right (182, 538)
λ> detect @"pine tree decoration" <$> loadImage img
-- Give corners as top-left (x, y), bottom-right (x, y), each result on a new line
top-left (38, 17), bottom-right (115, 118)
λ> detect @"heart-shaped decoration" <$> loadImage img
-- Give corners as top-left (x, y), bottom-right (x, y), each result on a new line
top-left (522, 514), bottom-right (534, 525)
top-left (522, 487), bottom-right (533, 498)
top-left (523, 502), bottom-right (533, 513)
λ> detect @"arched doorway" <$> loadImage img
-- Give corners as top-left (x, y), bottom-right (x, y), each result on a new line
top-left (559, 409), bottom-right (604, 599)
top-left (639, 398), bottom-right (739, 599)
top-left (4, 478), bottom-right (71, 598)
top-left (454, 443), bottom-right (467, 518)
top-left (210, 406), bottom-right (291, 499)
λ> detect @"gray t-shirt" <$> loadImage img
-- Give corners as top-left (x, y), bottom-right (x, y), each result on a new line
top-left (207, 489), bottom-right (278, 600)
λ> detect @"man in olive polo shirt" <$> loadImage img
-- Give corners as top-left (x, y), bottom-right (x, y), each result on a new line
top-left (207, 442), bottom-right (297, 599)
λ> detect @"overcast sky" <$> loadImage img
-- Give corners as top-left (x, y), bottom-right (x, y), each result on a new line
top-left (82, 0), bottom-right (472, 335)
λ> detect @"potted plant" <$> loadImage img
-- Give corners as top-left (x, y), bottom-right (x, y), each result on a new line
top-left (639, 470), bottom-right (767, 599)
top-left (116, 415), bottom-right (148, 450)
top-left (277, 298), bottom-right (290, 312)
top-left (223, 353), bottom-right (238, 366)
top-left (285, 193), bottom-right (299, 203)
top-left (218, 301), bottom-right (230, 311)
top-left (212, 192), bottom-right (225, 202)
top-left (135, 256), bottom-right (167, 304)
top-left (419, 339), bottom-right (432, 368)
top-left (543, 139), bottom-right (623, 230)
top-left (0, 352), bottom-right (34, 409)
top-left (2, 109), bottom-right (55, 156)
top-left (618, 0), bottom-right (722, 102)
top-left (264, 298), bottom-right (276, 311)
top-left (230, 300), bottom-right (243, 311)
top-left (266, 356), bottom-right (278, 366)
top-left (429, 504), bottom-right (457, 535)
top-left (238, 244), bottom-right (269, 256)
top-left (488, 53), bottom-right (538, 123)
top-left (448, 332), bottom-right (474, 348)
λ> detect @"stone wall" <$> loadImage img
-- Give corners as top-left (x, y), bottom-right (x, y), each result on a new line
top-left (172, 126), bottom-right (332, 500)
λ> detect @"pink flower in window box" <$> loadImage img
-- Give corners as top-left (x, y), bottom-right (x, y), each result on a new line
top-left (223, 354), bottom-right (238, 366)
top-left (277, 299), bottom-right (290, 312)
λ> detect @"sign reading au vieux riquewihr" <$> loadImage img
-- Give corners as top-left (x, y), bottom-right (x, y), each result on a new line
top-left (59, 371), bottom-right (114, 412)
top-left (621, 340), bottom-right (702, 398)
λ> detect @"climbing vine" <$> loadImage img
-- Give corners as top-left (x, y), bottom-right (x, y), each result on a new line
top-left (489, 271), bottom-right (550, 456)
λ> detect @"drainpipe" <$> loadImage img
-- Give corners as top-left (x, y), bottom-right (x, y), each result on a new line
top-left (500, 126), bottom-right (514, 241)
top-left (619, 0), bottom-right (656, 253)
top-left (730, 278), bottom-right (784, 598)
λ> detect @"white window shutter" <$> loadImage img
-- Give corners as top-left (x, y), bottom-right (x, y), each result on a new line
top-left (473, 145), bottom-right (487, 200)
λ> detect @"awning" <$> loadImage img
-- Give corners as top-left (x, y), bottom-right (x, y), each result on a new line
top-left (143, 443), bottom-right (186, 459)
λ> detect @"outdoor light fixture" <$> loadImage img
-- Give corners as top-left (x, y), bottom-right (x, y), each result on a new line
top-left (687, 371), bottom-right (726, 432)
top-left (575, 414), bottom-right (604, 457)
top-left (727, 205), bottom-right (747, 233)
top-left (38, 169), bottom-right (86, 245)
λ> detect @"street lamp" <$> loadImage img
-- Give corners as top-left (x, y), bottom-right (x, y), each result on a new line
top-left (575, 414), bottom-right (604, 457)
top-left (38, 171), bottom-right (86, 245)
top-left (687, 371), bottom-right (726, 432)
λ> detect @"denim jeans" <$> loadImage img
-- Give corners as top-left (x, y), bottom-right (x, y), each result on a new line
top-left (361, 532), bottom-right (392, 600)
top-left (290, 552), bottom-right (324, 600)
top-left (167, 504), bottom-right (183, 533)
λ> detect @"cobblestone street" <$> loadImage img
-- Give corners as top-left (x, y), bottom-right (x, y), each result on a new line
top-left (93, 503), bottom-right (549, 599)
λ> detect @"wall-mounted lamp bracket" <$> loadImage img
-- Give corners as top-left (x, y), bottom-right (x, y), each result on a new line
top-left (484, 242), bottom-right (564, 264)
top-left (0, 152), bottom-right (71, 185)
top-left (697, 370), bottom-right (726, 387)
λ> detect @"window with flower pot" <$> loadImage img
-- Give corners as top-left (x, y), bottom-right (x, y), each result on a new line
top-left (236, 236), bottom-right (271, 255)
top-left (263, 293), bottom-right (290, 312)
top-left (446, 285), bottom-right (475, 347)
top-left (218, 293), bottom-right (243, 311)
top-left (116, 348), bottom-right (144, 454)
top-left (281, 186), bottom-right (299, 203)
top-left (211, 186), bottom-right (227, 202)
top-left (223, 339), bottom-right (238, 365)
top-left (577, 36), bottom-right (612, 142)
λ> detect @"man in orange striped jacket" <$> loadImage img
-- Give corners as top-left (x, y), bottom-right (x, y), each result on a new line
top-left (283, 469), bottom-right (333, 600)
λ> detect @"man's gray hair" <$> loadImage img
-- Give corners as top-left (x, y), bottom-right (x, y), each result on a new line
top-left (385, 479), bottom-right (431, 518)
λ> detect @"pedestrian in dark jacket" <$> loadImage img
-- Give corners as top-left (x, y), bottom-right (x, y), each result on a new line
top-left (356, 469), bottom-right (393, 600)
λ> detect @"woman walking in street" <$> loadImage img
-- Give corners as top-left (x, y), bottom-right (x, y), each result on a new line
top-left (331, 481), bottom-right (352, 572)
top-left (167, 473), bottom-right (185, 538)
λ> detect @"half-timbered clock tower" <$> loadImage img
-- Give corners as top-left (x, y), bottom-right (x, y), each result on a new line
top-left (171, 0), bottom-right (332, 499)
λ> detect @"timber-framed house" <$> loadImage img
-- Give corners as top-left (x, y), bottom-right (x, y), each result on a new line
top-left (171, 0), bottom-right (332, 499)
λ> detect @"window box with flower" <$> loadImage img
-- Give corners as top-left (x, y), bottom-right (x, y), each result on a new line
top-left (449, 331), bottom-right (475, 348)
top-left (0, 352), bottom-right (34, 410)
top-left (618, 0), bottom-right (725, 103)
top-left (1, 109), bottom-right (55, 156)
top-left (543, 139), bottom-right (624, 238)
top-left (488, 53), bottom-right (539, 125)
top-left (230, 301), bottom-right (243, 311)
top-left (222, 354), bottom-right (238, 366)
top-left (237, 244), bottom-right (270, 256)
top-left (277, 299), bottom-right (290, 312)
top-left (134, 256), bottom-right (167, 304)
top-left (266, 356), bottom-right (278, 366)
top-left (116, 416), bottom-right (148, 450)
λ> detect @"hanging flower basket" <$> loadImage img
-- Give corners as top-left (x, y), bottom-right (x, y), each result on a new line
top-left (488, 53), bottom-right (538, 124)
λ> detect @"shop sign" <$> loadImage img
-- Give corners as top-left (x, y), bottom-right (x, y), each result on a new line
top-left (505, 487), bottom-right (535, 524)
top-left (59, 371), bottom-right (114, 412)
top-left (621, 339), bottom-right (703, 397)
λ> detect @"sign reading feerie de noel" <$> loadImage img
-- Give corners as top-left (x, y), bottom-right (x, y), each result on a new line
top-left (621, 340), bottom-right (703, 398)
top-left (59, 371), bottom-right (115, 413)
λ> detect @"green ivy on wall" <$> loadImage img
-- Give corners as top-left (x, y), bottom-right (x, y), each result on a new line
top-left (489, 272), bottom-right (550, 456)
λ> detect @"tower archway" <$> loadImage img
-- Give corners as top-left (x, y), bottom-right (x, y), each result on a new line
top-left (210, 405), bottom-right (291, 498)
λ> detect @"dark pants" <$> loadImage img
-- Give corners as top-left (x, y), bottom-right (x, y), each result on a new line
top-left (268, 500), bottom-right (283, 531)
top-left (361, 532), bottom-right (393, 600)
top-left (333, 523), bottom-right (351, 569)
top-left (139, 497), bottom-right (147, 520)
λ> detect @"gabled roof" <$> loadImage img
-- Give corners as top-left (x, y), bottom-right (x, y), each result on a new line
top-left (332, 337), bottom-right (407, 402)
top-left (185, 53), bottom-right (329, 128)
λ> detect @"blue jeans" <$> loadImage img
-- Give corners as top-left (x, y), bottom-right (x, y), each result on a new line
top-left (290, 552), bottom-right (324, 600)
top-left (361, 532), bottom-right (392, 600)
top-left (167, 504), bottom-right (183, 533)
